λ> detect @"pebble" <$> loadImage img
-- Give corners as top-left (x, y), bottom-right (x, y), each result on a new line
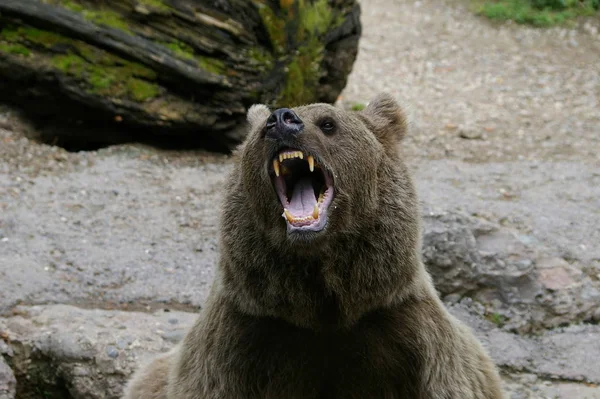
top-left (105, 346), bottom-right (119, 359)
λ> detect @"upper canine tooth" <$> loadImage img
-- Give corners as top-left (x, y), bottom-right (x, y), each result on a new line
top-left (283, 208), bottom-right (294, 222)
top-left (307, 155), bottom-right (314, 172)
top-left (273, 159), bottom-right (280, 177)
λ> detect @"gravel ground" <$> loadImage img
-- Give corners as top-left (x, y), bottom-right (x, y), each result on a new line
top-left (1, 0), bottom-right (600, 397)
top-left (341, 0), bottom-right (600, 164)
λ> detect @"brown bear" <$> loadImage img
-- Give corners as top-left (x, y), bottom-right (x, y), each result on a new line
top-left (123, 93), bottom-right (503, 399)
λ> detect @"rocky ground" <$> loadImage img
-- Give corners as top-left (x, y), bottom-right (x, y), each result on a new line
top-left (1, 0), bottom-right (599, 398)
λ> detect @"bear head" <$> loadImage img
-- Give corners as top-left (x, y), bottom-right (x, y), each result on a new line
top-left (219, 93), bottom-right (422, 329)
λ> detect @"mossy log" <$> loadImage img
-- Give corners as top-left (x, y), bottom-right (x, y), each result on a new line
top-left (0, 0), bottom-right (360, 150)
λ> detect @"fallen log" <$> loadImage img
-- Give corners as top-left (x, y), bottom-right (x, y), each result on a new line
top-left (0, 0), bottom-right (361, 150)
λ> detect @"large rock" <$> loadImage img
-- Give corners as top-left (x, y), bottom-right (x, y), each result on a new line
top-left (0, 305), bottom-right (195, 399)
top-left (0, 0), bottom-right (361, 150)
top-left (423, 209), bottom-right (600, 332)
top-left (449, 301), bottom-right (600, 385)
top-left (0, 353), bottom-right (16, 399)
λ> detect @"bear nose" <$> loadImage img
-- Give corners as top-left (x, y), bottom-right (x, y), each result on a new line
top-left (265, 108), bottom-right (304, 139)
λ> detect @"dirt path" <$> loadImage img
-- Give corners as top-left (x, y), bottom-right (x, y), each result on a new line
top-left (1, 0), bottom-right (600, 398)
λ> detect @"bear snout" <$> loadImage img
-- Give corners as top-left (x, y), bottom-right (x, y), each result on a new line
top-left (266, 108), bottom-right (304, 140)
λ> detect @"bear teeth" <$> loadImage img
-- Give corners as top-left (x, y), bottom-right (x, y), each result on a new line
top-left (277, 150), bottom-right (304, 163)
top-left (283, 206), bottom-right (320, 223)
top-left (273, 151), bottom-right (315, 176)
top-left (307, 155), bottom-right (314, 172)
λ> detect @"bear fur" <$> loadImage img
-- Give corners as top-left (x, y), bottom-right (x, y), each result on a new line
top-left (123, 93), bottom-right (503, 399)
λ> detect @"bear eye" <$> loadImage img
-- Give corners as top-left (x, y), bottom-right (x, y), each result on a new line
top-left (319, 119), bottom-right (336, 134)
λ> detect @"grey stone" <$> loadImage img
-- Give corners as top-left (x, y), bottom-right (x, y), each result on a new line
top-left (161, 330), bottom-right (186, 344)
top-left (458, 125), bottom-right (484, 140)
top-left (106, 346), bottom-right (119, 359)
top-left (423, 209), bottom-right (599, 333)
top-left (450, 301), bottom-right (600, 384)
top-left (0, 305), bottom-right (196, 399)
top-left (0, 356), bottom-right (16, 399)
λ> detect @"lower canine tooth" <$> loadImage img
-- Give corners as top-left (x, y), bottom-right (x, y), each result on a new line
top-left (307, 155), bottom-right (314, 172)
top-left (313, 204), bottom-right (319, 219)
top-left (273, 160), bottom-right (280, 177)
top-left (284, 209), bottom-right (294, 222)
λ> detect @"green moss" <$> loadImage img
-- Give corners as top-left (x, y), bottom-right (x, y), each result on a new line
top-left (254, 2), bottom-right (287, 54)
top-left (197, 56), bottom-right (226, 75)
top-left (486, 312), bottom-right (505, 327)
top-left (52, 54), bottom-right (87, 74)
top-left (299, 0), bottom-right (333, 36)
top-left (125, 61), bottom-right (157, 80)
top-left (0, 43), bottom-right (31, 56)
top-left (48, 1), bottom-right (132, 31)
top-left (474, 0), bottom-right (598, 26)
top-left (1, 26), bottom-right (67, 48)
top-left (127, 78), bottom-right (160, 101)
top-left (255, 0), bottom-right (337, 51)
top-left (280, 61), bottom-right (305, 106)
top-left (252, 0), bottom-right (339, 106)
top-left (83, 9), bottom-right (131, 31)
top-left (60, 0), bottom-right (84, 12)
top-left (136, 0), bottom-right (171, 12)
top-left (163, 40), bottom-right (195, 60)
top-left (245, 47), bottom-right (275, 73)
top-left (0, 27), bottom-right (20, 42)
top-left (23, 27), bottom-right (65, 46)
top-left (160, 40), bottom-right (226, 75)
top-left (1, 22), bottom-right (157, 102)
top-left (351, 103), bottom-right (366, 111)
top-left (247, 47), bottom-right (274, 67)
top-left (52, 47), bottom-right (159, 101)
top-left (88, 69), bottom-right (116, 91)
top-left (279, 38), bottom-right (324, 106)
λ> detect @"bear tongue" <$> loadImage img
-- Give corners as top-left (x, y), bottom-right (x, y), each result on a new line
top-left (287, 177), bottom-right (316, 217)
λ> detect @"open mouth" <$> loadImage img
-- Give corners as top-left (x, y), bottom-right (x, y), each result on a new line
top-left (271, 149), bottom-right (334, 232)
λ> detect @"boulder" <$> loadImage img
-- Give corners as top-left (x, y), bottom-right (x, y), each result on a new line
top-left (449, 300), bottom-right (600, 385)
top-left (0, 305), bottom-right (195, 399)
top-left (423, 209), bottom-right (600, 332)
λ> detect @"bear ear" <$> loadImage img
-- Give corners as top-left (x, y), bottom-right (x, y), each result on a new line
top-left (363, 93), bottom-right (407, 146)
top-left (247, 104), bottom-right (271, 130)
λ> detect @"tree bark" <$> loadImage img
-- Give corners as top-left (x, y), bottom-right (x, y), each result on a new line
top-left (0, 0), bottom-right (360, 150)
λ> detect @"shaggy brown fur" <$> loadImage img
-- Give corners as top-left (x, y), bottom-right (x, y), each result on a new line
top-left (123, 94), bottom-right (503, 399)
